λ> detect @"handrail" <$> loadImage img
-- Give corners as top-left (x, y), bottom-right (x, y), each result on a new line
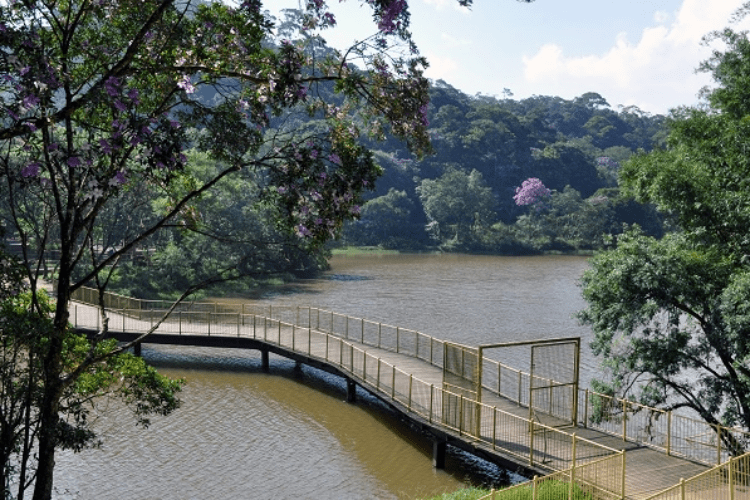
top-left (67, 288), bottom-right (750, 468)
top-left (67, 302), bottom-right (621, 477)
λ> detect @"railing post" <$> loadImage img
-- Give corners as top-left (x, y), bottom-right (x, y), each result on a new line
top-left (569, 433), bottom-right (577, 499)
top-left (408, 374), bottom-right (413, 411)
top-left (622, 400), bottom-right (627, 441)
top-left (717, 424), bottom-right (722, 465)
top-left (430, 337), bottom-right (434, 365)
top-left (278, 320), bottom-right (281, 344)
top-left (680, 478), bottom-right (685, 500)
top-left (361, 318), bottom-right (364, 343)
top-left (179, 311), bottom-right (182, 335)
top-left (729, 455), bottom-right (735, 500)
top-left (363, 351), bottom-right (367, 381)
top-left (532, 476), bottom-right (538, 500)
top-left (377, 358), bottom-right (381, 391)
top-left (326, 334), bottom-right (329, 360)
top-left (292, 325), bottom-right (296, 350)
top-left (529, 417), bottom-right (535, 466)
top-left (458, 395), bottom-right (464, 436)
top-left (621, 450), bottom-right (626, 500)
top-left (74, 304), bottom-right (77, 327)
top-left (667, 411), bottom-right (672, 456)
top-left (391, 366), bottom-right (396, 400)
top-left (429, 384), bottom-right (434, 423)
top-left (492, 408), bottom-right (497, 450)
top-left (308, 327), bottom-right (311, 355)
top-left (396, 327), bottom-right (400, 353)
top-left (329, 311), bottom-right (333, 334)
top-left (378, 323), bottom-right (382, 348)
top-left (518, 370), bottom-right (522, 406)
top-left (345, 315), bottom-right (349, 339)
top-left (583, 389), bottom-right (589, 428)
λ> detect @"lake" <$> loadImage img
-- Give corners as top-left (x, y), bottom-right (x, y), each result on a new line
top-left (56, 253), bottom-right (595, 499)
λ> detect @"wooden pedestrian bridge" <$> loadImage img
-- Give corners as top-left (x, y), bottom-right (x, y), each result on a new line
top-left (68, 287), bottom-right (750, 500)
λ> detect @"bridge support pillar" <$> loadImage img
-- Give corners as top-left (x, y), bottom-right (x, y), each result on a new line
top-left (346, 379), bottom-right (357, 403)
top-left (433, 440), bottom-right (447, 469)
top-left (133, 342), bottom-right (141, 357)
top-left (261, 349), bottom-right (269, 373)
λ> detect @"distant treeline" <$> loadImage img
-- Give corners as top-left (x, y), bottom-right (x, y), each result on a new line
top-left (337, 82), bottom-right (667, 253)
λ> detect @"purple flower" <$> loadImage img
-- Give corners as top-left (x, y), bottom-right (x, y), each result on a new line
top-left (114, 100), bottom-right (127, 112)
top-left (99, 139), bottom-right (112, 154)
top-left (177, 74), bottom-right (196, 94)
top-left (513, 177), bottom-right (551, 206)
top-left (328, 153), bottom-right (341, 165)
top-left (295, 224), bottom-right (311, 238)
top-left (67, 156), bottom-right (82, 167)
top-left (21, 163), bottom-right (40, 178)
top-left (104, 76), bottom-right (120, 97)
top-left (109, 171), bottom-right (127, 186)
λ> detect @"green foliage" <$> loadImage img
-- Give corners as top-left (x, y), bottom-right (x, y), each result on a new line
top-left (579, 22), bottom-right (750, 445)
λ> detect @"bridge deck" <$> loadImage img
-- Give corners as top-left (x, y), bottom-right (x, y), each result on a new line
top-left (69, 302), bottom-right (723, 499)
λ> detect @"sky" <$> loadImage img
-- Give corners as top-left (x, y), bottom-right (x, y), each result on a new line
top-left (261, 0), bottom-right (750, 116)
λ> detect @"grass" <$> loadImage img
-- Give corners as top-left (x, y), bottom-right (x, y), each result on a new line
top-left (329, 246), bottom-right (402, 256)
top-left (421, 480), bottom-right (595, 500)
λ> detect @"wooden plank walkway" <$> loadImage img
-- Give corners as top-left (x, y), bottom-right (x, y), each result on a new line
top-left (68, 301), bottom-right (731, 499)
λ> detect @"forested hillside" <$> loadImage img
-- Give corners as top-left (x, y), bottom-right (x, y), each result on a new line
top-left (340, 81), bottom-right (668, 252)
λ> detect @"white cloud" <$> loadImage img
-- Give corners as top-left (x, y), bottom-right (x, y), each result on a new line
top-left (521, 0), bottom-right (750, 114)
top-left (423, 51), bottom-right (459, 81)
top-left (420, 0), bottom-right (470, 13)
top-left (440, 32), bottom-right (472, 47)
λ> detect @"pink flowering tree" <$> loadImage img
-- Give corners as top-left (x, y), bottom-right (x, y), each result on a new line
top-left (513, 177), bottom-right (552, 207)
top-left (0, 1), bottom-right (488, 498)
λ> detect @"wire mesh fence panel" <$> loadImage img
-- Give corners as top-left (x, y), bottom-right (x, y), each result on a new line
top-left (377, 323), bottom-right (399, 352)
top-left (362, 319), bottom-right (381, 347)
top-left (392, 369), bottom-right (411, 406)
top-left (644, 452), bottom-right (750, 500)
top-left (415, 332), bottom-right (434, 364)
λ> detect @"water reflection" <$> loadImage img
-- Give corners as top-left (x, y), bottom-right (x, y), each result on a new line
top-left (56, 254), bottom-right (592, 499)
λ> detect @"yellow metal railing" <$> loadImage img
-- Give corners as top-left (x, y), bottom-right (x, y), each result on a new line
top-left (479, 452), bottom-right (626, 500)
top-left (578, 388), bottom-right (750, 467)
top-left (67, 290), bottom-right (750, 471)
top-left (67, 300), bottom-right (621, 483)
top-left (642, 452), bottom-right (750, 500)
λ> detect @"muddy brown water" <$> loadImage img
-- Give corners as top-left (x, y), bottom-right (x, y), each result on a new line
top-left (56, 254), bottom-right (594, 499)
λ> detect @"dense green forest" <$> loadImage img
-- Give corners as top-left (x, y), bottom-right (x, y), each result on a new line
top-left (67, 84), bottom-right (670, 299)
top-left (340, 82), bottom-right (668, 253)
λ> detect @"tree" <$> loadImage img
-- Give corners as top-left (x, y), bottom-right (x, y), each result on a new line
top-left (0, 0), bottom-right (467, 497)
top-left (578, 15), bottom-right (750, 453)
top-left (416, 168), bottom-right (496, 249)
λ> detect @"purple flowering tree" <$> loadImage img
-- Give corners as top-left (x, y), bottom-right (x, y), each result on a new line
top-left (513, 177), bottom-right (552, 206)
top-left (0, 1), bottom-right (484, 498)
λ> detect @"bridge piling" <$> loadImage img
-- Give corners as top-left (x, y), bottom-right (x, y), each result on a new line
top-left (346, 379), bottom-right (357, 403)
top-left (261, 348), bottom-right (269, 373)
top-left (433, 440), bottom-right (447, 469)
